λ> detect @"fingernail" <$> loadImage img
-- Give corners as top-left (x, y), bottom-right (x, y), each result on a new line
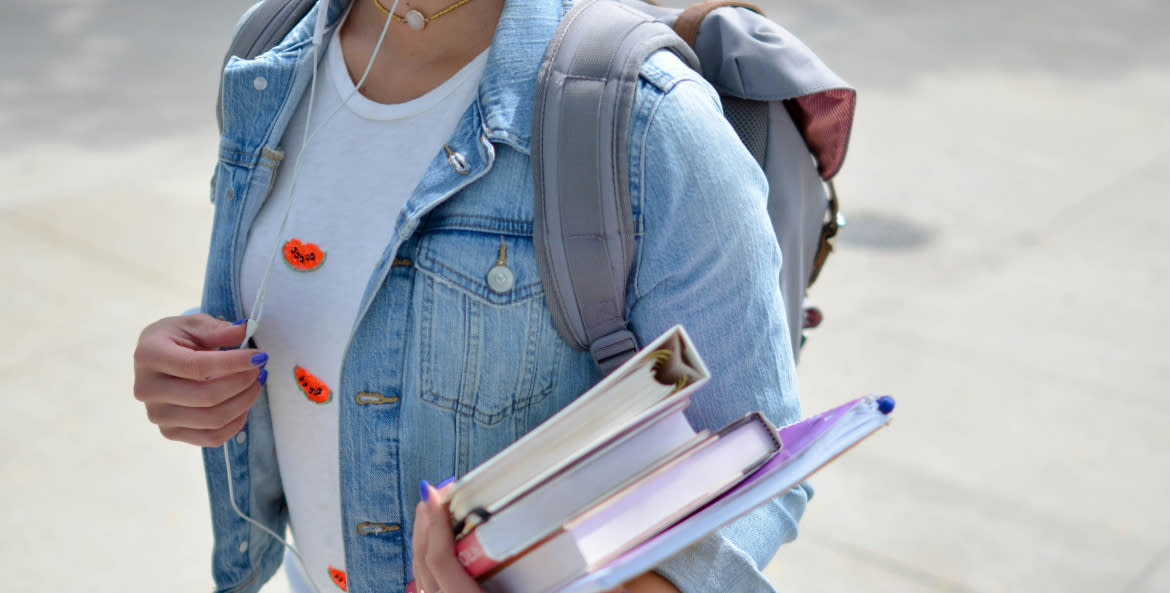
top-left (232, 318), bottom-right (248, 325)
top-left (437, 475), bottom-right (455, 489)
top-left (258, 368), bottom-right (268, 386)
top-left (251, 352), bottom-right (269, 366)
top-left (420, 480), bottom-right (431, 502)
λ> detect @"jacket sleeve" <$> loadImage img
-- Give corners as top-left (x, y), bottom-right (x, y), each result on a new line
top-left (625, 51), bottom-right (811, 593)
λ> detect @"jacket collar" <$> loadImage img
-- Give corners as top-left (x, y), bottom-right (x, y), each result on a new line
top-left (475, 0), bottom-right (569, 153)
top-left (298, 0), bottom-right (568, 154)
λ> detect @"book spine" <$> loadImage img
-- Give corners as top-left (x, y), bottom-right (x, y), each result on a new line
top-left (455, 529), bottom-right (502, 578)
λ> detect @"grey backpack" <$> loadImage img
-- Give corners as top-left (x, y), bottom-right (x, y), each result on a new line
top-left (220, 0), bottom-right (856, 374)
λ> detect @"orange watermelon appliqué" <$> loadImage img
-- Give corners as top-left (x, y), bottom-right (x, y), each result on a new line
top-left (283, 238), bottom-right (326, 271)
top-left (294, 366), bottom-right (331, 404)
top-left (328, 566), bottom-right (347, 591)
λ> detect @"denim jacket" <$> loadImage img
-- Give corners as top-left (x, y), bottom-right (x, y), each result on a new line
top-left (201, 0), bottom-right (809, 591)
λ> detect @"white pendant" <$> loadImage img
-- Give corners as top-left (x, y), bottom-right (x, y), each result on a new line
top-left (405, 9), bottom-right (426, 30)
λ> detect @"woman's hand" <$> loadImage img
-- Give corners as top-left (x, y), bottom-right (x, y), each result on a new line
top-left (410, 481), bottom-right (681, 593)
top-left (412, 480), bottom-right (485, 593)
top-left (133, 314), bottom-right (267, 447)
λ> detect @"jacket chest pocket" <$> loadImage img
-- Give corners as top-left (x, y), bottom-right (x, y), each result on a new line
top-left (413, 226), bottom-right (562, 426)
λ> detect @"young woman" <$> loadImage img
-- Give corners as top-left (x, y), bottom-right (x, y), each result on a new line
top-left (132, 0), bottom-right (808, 592)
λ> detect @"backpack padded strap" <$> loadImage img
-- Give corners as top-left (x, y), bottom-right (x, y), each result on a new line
top-left (533, 0), bottom-right (699, 373)
top-left (672, 0), bottom-right (763, 46)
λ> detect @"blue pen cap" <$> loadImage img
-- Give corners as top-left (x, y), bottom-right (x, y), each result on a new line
top-left (876, 395), bottom-right (896, 415)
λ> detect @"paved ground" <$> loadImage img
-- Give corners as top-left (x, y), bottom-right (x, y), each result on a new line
top-left (2, 1), bottom-right (1167, 592)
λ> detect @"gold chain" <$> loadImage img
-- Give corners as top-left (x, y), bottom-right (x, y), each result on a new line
top-left (372, 0), bottom-right (479, 28)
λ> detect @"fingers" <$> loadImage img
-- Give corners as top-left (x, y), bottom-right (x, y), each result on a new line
top-left (135, 314), bottom-right (263, 381)
top-left (617, 572), bottom-right (681, 593)
top-left (173, 313), bottom-right (252, 350)
top-left (411, 476), bottom-right (460, 593)
top-left (154, 381), bottom-right (262, 447)
top-left (135, 332), bottom-right (263, 381)
top-left (146, 378), bottom-right (263, 430)
top-left (135, 365), bottom-right (263, 407)
top-left (412, 490), bottom-right (438, 593)
top-left (436, 476), bottom-right (456, 499)
top-left (133, 314), bottom-right (269, 448)
top-left (158, 406), bottom-right (252, 448)
top-left (417, 481), bottom-right (485, 593)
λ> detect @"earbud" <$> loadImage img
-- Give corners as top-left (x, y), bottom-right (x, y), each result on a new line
top-left (313, 0), bottom-right (330, 48)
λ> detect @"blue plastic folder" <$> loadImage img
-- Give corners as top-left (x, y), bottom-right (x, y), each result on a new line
top-left (553, 395), bottom-right (895, 593)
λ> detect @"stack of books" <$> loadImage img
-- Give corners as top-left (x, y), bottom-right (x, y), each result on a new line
top-left (409, 326), bottom-right (894, 593)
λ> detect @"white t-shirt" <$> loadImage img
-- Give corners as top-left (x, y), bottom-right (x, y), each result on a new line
top-left (240, 28), bottom-right (487, 593)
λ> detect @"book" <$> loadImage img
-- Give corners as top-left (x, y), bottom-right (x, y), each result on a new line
top-left (402, 322), bottom-right (895, 593)
top-left (445, 326), bottom-right (709, 533)
top-left (480, 413), bottom-right (782, 593)
top-left (456, 398), bottom-right (706, 578)
top-left (551, 395), bottom-right (896, 593)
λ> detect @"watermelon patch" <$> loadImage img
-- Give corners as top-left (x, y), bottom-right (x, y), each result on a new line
top-left (329, 566), bottom-right (347, 591)
top-left (294, 366), bottom-right (331, 404)
top-left (283, 238), bottom-right (326, 272)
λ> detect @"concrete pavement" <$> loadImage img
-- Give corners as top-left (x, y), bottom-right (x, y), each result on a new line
top-left (2, 1), bottom-right (1167, 592)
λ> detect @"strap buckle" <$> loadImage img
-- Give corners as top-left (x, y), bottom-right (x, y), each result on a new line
top-left (808, 179), bottom-right (845, 287)
top-left (590, 329), bottom-right (640, 375)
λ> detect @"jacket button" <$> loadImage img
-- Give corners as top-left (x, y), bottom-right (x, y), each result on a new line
top-left (235, 431), bottom-right (247, 444)
top-left (253, 76), bottom-right (268, 91)
top-left (238, 540), bottom-right (248, 553)
top-left (487, 265), bottom-right (515, 293)
top-left (445, 145), bottom-right (471, 175)
top-left (355, 392), bottom-right (400, 405)
top-left (356, 522), bottom-right (401, 535)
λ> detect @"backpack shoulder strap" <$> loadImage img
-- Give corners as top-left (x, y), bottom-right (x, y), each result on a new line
top-left (216, 0), bottom-right (316, 132)
top-left (532, 0), bottom-right (699, 374)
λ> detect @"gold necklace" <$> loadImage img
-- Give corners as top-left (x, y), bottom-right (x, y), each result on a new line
top-left (372, 0), bottom-right (478, 30)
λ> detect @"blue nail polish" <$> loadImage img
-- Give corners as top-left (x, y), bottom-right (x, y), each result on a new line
top-left (232, 318), bottom-right (248, 325)
top-left (420, 480), bottom-right (431, 502)
top-left (437, 475), bottom-right (455, 489)
top-left (876, 395), bottom-right (895, 415)
top-left (258, 368), bottom-right (268, 386)
top-left (251, 352), bottom-right (269, 366)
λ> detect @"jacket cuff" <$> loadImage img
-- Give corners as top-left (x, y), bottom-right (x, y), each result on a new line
top-left (654, 484), bottom-right (812, 593)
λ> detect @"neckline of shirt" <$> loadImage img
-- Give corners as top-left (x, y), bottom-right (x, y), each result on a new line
top-left (326, 27), bottom-right (488, 122)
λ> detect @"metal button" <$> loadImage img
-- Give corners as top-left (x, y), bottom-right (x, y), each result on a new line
top-left (253, 76), bottom-right (268, 91)
top-left (445, 145), bottom-right (471, 175)
top-left (238, 540), bottom-right (249, 553)
top-left (488, 265), bottom-right (515, 293)
top-left (487, 239), bottom-right (514, 293)
top-left (355, 392), bottom-right (400, 405)
top-left (235, 431), bottom-right (247, 444)
top-left (356, 522), bottom-right (401, 535)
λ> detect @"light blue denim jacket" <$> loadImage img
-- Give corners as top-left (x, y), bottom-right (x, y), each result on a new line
top-left (201, 0), bottom-right (809, 591)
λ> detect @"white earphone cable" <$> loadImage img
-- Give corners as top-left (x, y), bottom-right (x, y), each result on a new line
top-left (226, 2), bottom-right (402, 592)
top-left (242, 0), bottom-right (401, 350)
